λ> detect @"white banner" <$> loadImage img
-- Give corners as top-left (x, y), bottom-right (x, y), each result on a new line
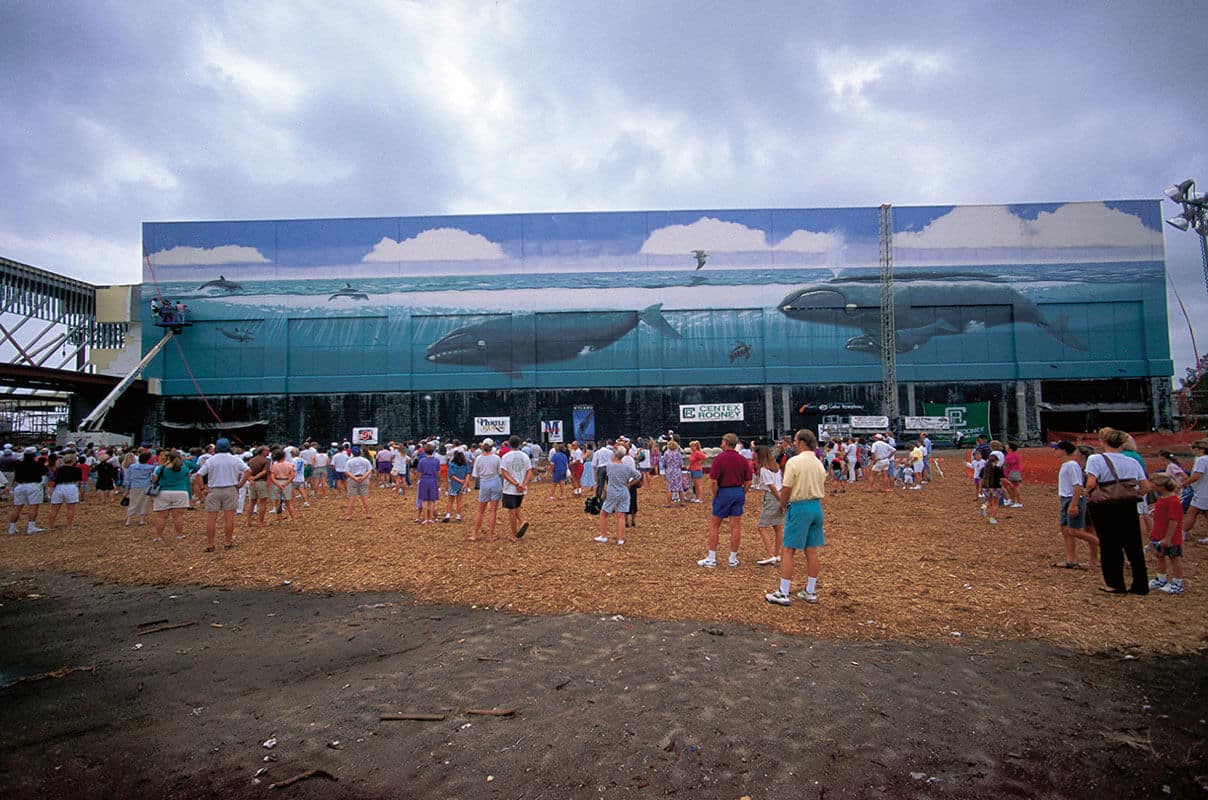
top-left (903, 416), bottom-right (951, 431)
top-left (679, 403), bottom-right (744, 422)
top-left (352, 426), bottom-right (378, 445)
top-left (474, 416), bottom-right (511, 436)
top-left (542, 420), bottom-right (564, 443)
top-left (850, 416), bottom-right (890, 429)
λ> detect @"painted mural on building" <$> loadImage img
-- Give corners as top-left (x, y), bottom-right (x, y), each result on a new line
top-left (142, 201), bottom-right (1171, 395)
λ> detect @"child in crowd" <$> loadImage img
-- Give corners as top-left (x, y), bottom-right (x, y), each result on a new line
top-left (982, 442), bottom-right (1005, 525)
top-left (967, 450), bottom-right (986, 499)
top-left (1149, 473), bottom-right (1185, 594)
top-left (753, 445), bottom-right (783, 566)
top-left (1053, 441), bottom-right (1097, 568)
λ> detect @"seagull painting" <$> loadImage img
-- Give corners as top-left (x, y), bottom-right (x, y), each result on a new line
top-left (691, 250), bottom-right (708, 270)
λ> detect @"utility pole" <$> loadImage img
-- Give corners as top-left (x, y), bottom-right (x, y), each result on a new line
top-left (878, 203), bottom-right (899, 422)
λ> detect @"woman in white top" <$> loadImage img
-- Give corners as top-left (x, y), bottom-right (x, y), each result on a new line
top-left (753, 445), bottom-right (784, 566)
top-left (1084, 428), bottom-right (1151, 594)
top-left (1181, 439), bottom-right (1208, 544)
top-left (1053, 441), bottom-right (1097, 568)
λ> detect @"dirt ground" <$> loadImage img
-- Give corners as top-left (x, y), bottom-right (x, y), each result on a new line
top-left (1, 453), bottom-right (1206, 797)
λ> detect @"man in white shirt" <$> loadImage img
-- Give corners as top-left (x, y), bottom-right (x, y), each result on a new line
top-left (193, 438), bottom-right (246, 551)
top-left (499, 435), bottom-right (534, 540)
top-left (869, 434), bottom-right (896, 493)
top-left (592, 440), bottom-right (614, 500)
top-left (344, 449), bottom-right (373, 520)
top-left (331, 447), bottom-right (350, 493)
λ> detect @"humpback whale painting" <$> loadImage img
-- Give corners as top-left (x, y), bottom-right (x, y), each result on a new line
top-left (425, 304), bottom-right (681, 378)
top-left (778, 275), bottom-right (1088, 354)
top-left (141, 200), bottom-right (1170, 395)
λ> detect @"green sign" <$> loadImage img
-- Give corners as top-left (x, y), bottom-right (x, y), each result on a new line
top-left (923, 401), bottom-right (991, 440)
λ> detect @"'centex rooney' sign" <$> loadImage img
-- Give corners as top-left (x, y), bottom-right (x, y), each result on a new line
top-left (679, 403), bottom-right (744, 422)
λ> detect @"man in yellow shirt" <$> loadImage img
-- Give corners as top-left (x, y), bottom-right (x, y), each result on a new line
top-left (766, 429), bottom-right (828, 606)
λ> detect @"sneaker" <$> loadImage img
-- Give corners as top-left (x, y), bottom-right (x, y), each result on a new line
top-left (728, 555), bottom-right (740, 568)
top-left (455, 514), bottom-right (462, 521)
top-left (27, 525), bottom-right (44, 534)
top-left (979, 504), bottom-right (987, 517)
top-left (1159, 581), bottom-right (1184, 595)
top-left (764, 591), bottom-right (791, 606)
top-left (1199, 537), bottom-right (1208, 545)
top-left (442, 514), bottom-right (451, 523)
top-left (987, 518), bottom-right (999, 525)
top-left (756, 556), bottom-right (778, 566)
top-left (617, 539), bottom-right (624, 546)
top-left (594, 535), bottom-right (610, 543)
top-left (1149, 576), bottom-right (1169, 590)
top-left (303, 501), bottom-right (310, 508)
top-left (697, 556), bottom-right (716, 568)
top-left (796, 589), bottom-right (819, 604)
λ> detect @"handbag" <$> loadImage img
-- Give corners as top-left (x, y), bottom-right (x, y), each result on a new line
top-left (1087, 454), bottom-right (1142, 505)
top-left (146, 468), bottom-right (162, 497)
top-left (120, 495), bottom-right (131, 506)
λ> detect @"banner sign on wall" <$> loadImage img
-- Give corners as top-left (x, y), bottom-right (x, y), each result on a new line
top-left (850, 416), bottom-right (890, 430)
top-left (572, 406), bottom-right (595, 441)
top-left (679, 403), bottom-right (744, 422)
top-left (923, 402), bottom-right (991, 439)
top-left (474, 416), bottom-right (511, 436)
top-left (352, 427), bottom-right (378, 445)
top-left (542, 420), bottom-right (564, 443)
top-left (903, 416), bottom-right (951, 431)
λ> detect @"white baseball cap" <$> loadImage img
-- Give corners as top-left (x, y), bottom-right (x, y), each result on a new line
top-left (481, 438), bottom-right (494, 446)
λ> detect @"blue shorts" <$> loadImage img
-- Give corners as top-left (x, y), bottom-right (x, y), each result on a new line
top-left (333, 471), bottom-right (346, 482)
top-left (782, 499), bottom-right (824, 550)
top-left (1060, 496), bottom-right (1086, 529)
top-left (1151, 541), bottom-right (1183, 558)
top-left (712, 486), bottom-right (746, 518)
top-left (447, 480), bottom-right (464, 496)
top-left (477, 476), bottom-right (502, 503)
top-left (690, 469), bottom-right (704, 480)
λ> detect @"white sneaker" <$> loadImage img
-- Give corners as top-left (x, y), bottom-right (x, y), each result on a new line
top-left (1199, 537), bottom-right (1208, 545)
top-left (765, 591), bottom-right (791, 606)
top-left (728, 555), bottom-right (740, 568)
top-left (980, 503), bottom-right (987, 516)
top-left (303, 501), bottom-right (310, 508)
top-left (756, 556), bottom-right (778, 566)
top-left (593, 535), bottom-right (609, 543)
top-left (697, 556), bottom-right (716, 568)
top-left (617, 539), bottom-right (624, 546)
top-left (796, 589), bottom-right (819, 604)
top-left (7, 525), bottom-right (17, 535)
top-left (27, 524), bottom-right (44, 534)
top-left (1159, 581), bottom-right (1184, 595)
top-left (988, 518), bottom-right (999, 525)
top-left (1149, 576), bottom-right (1169, 590)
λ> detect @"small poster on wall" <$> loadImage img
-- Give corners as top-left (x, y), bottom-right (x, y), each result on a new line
top-left (474, 416), bottom-right (511, 436)
top-left (542, 420), bottom-right (564, 443)
top-left (352, 427), bottom-right (378, 445)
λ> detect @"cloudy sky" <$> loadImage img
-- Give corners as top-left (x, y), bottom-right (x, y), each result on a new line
top-left (2, 0), bottom-right (1205, 374)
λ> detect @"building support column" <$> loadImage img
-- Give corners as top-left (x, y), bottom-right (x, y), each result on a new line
top-left (764, 385), bottom-right (774, 440)
top-left (1015, 380), bottom-right (1027, 443)
top-left (1151, 377), bottom-right (1174, 430)
top-left (905, 383), bottom-right (916, 417)
top-left (780, 385), bottom-right (791, 436)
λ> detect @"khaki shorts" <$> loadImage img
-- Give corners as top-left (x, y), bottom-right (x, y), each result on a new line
top-left (205, 485), bottom-right (238, 512)
top-left (153, 490), bottom-right (190, 512)
top-left (347, 480), bottom-right (369, 497)
top-left (248, 480), bottom-right (271, 500)
top-left (269, 483), bottom-right (293, 501)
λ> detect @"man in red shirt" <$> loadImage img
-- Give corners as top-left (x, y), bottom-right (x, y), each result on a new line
top-left (698, 433), bottom-right (752, 568)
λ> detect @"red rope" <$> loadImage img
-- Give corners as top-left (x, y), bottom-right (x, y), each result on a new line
top-left (142, 250), bottom-right (243, 444)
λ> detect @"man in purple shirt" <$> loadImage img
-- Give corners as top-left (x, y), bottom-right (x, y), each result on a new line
top-left (698, 433), bottom-right (752, 568)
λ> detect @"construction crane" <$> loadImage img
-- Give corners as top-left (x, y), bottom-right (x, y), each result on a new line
top-left (878, 203), bottom-right (899, 423)
top-left (77, 307), bottom-right (191, 433)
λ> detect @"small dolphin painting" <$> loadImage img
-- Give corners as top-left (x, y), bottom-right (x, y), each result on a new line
top-left (425, 303), bottom-right (682, 379)
top-left (691, 250), bottom-right (708, 270)
top-left (198, 275), bottom-right (242, 292)
top-left (728, 341), bottom-right (752, 362)
top-left (329, 283), bottom-right (369, 301)
top-left (777, 275), bottom-right (1087, 354)
top-left (219, 326), bottom-right (257, 343)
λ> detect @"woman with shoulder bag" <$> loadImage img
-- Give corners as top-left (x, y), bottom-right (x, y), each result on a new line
top-left (1084, 428), bottom-right (1150, 594)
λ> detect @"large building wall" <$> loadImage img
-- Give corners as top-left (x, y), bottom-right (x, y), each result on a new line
top-left (140, 201), bottom-right (1173, 441)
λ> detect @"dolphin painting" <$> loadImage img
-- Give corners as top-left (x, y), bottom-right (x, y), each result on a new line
top-left (777, 276), bottom-right (1087, 354)
top-left (219, 327), bottom-right (256, 342)
top-left (198, 275), bottom-right (242, 292)
top-left (329, 283), bottom-right (370, 301)
top-left (425, 303), bottom-right (682, 378)
top-left (691, 250), bottom-right (708, 269)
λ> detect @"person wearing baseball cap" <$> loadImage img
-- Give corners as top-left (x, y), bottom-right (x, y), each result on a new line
top-left (193, 437), bottom-right (244, 551)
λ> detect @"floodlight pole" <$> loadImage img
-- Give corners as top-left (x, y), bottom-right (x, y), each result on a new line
top-left (878, 204), bottom-right (899, 422)
top-left (1164, 178), bottom-right (1208, 298)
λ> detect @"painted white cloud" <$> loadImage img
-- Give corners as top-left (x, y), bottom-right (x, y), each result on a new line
top-left (363, 227), bottom-right (506, 262)
top-left (152, 245), bottom-right (270, 265)
top-left (640, 216), bottom-right (841, 255)
top-left (896, 202), bottom-right (1162, 249)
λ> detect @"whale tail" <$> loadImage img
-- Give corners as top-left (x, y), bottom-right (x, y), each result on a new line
top-left (639, 304), bottom-right (682, 339)
top-left (1046, 314), bottom-right (1088, 351)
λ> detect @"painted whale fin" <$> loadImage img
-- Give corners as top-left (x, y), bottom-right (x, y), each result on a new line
top-left (1046, 314), bottom-right (1087, 351)
top-left (639, 304), bottom-right (682, 339)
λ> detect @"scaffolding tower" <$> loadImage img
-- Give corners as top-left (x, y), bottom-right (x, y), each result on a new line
top-left (878, 204), bottom-right (898, 421)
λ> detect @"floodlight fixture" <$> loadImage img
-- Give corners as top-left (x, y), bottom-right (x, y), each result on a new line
top-left (1165, 178), bottom-right (1196, 203)
top-left (1166, 215), bottom-right (1192, 232)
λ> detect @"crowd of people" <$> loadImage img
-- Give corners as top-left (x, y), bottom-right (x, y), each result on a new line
top-left (3, 426), bottom-right (1205, 605)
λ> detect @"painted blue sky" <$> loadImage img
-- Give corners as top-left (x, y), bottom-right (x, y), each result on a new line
top-left (2, 1), bottom-right (1205, 371)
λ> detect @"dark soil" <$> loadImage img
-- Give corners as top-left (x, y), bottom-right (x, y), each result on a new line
top-left (1, 572), bottom-right (1204, 799)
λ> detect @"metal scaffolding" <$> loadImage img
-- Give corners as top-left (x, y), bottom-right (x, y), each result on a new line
top-left (0, 256), bottom-right (128, 373)
top-left (878, 204), bottom-right (898, 421)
